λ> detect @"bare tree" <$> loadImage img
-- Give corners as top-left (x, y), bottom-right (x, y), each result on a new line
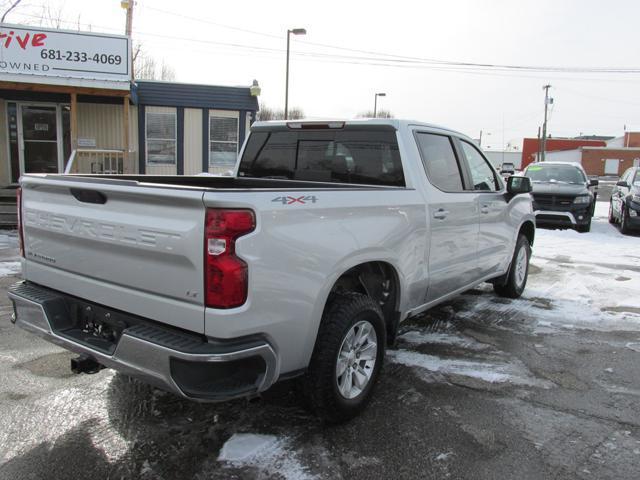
top-left (1, 0), bottom-right (21, 23)
top-left (39, 4), bottom-right (65, 29)
top-left (357, 110), bottom-right (394, 119)
top-left (257, 104), bottom-right (304, 121)
top-left (133, 43), bottom-right (176, 81)
top-left (160, 61), bottom-right (175, 81)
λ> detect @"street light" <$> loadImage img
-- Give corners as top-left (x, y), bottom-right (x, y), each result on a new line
top-left (285, 28), bottom-right (306, 120)
top-left (373, 92), bottom-right (386, 118)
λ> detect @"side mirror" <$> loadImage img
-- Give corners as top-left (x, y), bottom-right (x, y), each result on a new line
top-left (507, 176), bottom-right (532, 195)
top-left (616, 180), bottom-right (629, 188)
top-left (589, 179), bottom-right (599, 187)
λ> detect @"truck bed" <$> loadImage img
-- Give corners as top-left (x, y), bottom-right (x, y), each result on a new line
top-left (40, 174), bottom-right (401, 191)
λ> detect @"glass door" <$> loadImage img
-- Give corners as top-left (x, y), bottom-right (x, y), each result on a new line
top-left (19, 105), bottom-right (60, 174)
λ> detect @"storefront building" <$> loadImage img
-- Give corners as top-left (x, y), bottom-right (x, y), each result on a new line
top-left (0, 23), bottom-right (259, 188)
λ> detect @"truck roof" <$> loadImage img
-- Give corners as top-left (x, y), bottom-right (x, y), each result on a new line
top-left (251, 118), bottom-right (468, 138)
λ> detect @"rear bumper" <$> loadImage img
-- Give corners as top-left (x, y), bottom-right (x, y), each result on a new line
top-left (8, 281), bottom-right (279, 402)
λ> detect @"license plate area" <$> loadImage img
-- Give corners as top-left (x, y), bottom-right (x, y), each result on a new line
top-left (56, 298), bottom-right (130, 355)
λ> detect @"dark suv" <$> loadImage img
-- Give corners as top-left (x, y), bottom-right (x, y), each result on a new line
top-left (609, 166), bottom-right (640, 234)
top-left (524, 162), bottom-right (598, 233)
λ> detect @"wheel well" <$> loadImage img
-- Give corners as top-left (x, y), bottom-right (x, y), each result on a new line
top-left (329, 262), bottom-right (400, 345)
top-left (519, 221), bottom-right (535, 246)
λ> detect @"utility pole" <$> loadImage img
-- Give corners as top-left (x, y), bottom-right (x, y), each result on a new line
top-left (124, 0), bottom-right (134, 37)
top-left (121, 1), bottom-right (134, 76)
top-left (536, 126), bottom-right (541, 163)
top-left (541, 84), bottom-right (552, 162)
top-left (122, 0), bottom-right (134, 165)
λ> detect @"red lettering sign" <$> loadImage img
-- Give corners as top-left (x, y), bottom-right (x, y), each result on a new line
top-left (0, 30), bottom-right (48, 49)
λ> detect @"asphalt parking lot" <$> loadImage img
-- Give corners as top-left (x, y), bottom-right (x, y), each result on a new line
top-left (1, 200), bottom-right (639, 480)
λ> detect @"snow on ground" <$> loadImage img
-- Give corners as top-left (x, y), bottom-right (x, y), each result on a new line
top-left (0, 261), bottom-right (21, 277)
top-left (0, 231), bottom-right (18, 250)
top-left (391, 202), bottom-right (640, 388)
top-left (218, 433), bottom-right (316, 480)
top-left (0, 231), bottom-right (21, 277)
top-left (389, 349), bottom-right (553, 388)
top-left (399, 330), bottom-right (490, 351)
top-left (525, 202), bottom-right (640, 332)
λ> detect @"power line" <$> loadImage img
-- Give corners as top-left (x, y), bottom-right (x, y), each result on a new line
top-left (137, 4), bottom-right (640, 74)
top-left (11, 9), bottom-right (640, 76)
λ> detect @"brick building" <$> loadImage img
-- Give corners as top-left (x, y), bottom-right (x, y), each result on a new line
top-left (520, 137), bottom-right (607, 170)
top-left (522, 132), bottom-right (640, 177)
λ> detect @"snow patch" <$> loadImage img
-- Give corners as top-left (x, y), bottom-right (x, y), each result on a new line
top-left (389, 349), bottom-right (552, 388)
top-left (399, 331), bottom-right (490, 351)
top-left (435, 452), bottom-right (453, 461)
top-left (218, 433), bottom-right (280, 462)
top-left (218, 433), bottom-right (315, 480)
top-left (0, 261), bottom-right (20, 276)
top-left (626, 342), bottom-right (640, 353)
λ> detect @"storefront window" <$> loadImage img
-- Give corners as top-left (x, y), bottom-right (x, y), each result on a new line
top-left (146, 108), bottom-right (177, 165)
top-left (209, 115), bottom-right (238, 170)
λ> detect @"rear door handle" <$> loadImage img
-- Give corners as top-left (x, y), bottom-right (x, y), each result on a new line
top-left (481, 204), bottom-right (490, 214)
top-left (433, 209), bottom-right (449, 219)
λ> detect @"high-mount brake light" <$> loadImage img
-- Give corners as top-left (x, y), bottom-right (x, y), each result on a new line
top-left (286, 121), bottom-right (345, 130)
top-left (204, 209), bottom-right (255, 309)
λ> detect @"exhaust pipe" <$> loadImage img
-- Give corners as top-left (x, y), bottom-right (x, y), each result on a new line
top-left (71, 354), bottom-right (104, 374)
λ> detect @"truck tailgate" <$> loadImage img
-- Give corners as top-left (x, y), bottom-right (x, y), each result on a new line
top-left (21, 176), bottom-right (206, 334)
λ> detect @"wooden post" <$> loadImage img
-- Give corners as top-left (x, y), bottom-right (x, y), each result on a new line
top-left (70, 93), bottom-right (78, 151)
top-left (123, 95), bottom-right (130, 172)
top-left (70, 93), bottom-right (78, 173)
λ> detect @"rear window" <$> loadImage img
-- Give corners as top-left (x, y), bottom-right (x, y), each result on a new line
top-left (237, 129), bottom-right (405, 186)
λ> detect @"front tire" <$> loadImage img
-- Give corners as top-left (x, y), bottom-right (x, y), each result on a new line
top-left (608, 201), bottom-right (616, 224)
top-left (494, 234), bottom-right (531, 299)
top-left (300, 293), bottom-right (385, 423)
top-left (620, 206), bottom-right (631, 234)
top-left (577, 216), bottom-right (591, 233)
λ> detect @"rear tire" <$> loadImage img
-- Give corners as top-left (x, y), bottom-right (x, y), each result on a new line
top-left (494, 234), bottom-right (531, 299)
top-left (300, 293), bottom-right (385, 423)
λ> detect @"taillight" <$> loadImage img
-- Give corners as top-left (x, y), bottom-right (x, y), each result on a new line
top-left (16, 187), bottom-right (24, 257)
top-left (204, 209), bottom-right (255, 309)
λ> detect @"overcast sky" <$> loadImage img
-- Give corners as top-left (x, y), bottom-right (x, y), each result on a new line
top-left (5, 0), bottom-right (640, 149)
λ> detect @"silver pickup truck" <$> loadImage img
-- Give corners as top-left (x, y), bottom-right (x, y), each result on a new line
top-left (9, 119), bottom-right (535, 422)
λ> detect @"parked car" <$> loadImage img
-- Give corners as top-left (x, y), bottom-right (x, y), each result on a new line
top-left (500, 162), bottom-right (515, 178)
top-left (609, 166), bottom-right (640, 234)
top-left (9, 119), bottom-right (535, 423)
top-left (523, 161), bottom-right (598, 233)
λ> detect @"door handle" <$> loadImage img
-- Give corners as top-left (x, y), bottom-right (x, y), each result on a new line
top-left (433, 209), bottom-right (449, 219)
top-left (481, 204), bottom-right (490, 214)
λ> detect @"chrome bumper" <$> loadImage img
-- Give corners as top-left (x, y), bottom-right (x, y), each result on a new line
top-left (534, 210), bottom-right (577, 224)
top-left (8, 282), bottom-right (279, 401)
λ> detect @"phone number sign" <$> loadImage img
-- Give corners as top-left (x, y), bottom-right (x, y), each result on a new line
top-left (0, 23), bottom-right (130, 88)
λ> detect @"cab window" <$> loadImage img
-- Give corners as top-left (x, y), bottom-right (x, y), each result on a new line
top-left (460, 140), bottom-right (499, 192)
top-left (415, 132), bottom-right (465, 192)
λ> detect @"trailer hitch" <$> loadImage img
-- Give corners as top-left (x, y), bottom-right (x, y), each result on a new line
top-left (71, 354), bottom-right (104, 374)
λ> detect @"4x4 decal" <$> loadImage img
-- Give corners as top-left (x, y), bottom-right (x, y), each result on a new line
top-left (272, 195), bottom-right (318, 205)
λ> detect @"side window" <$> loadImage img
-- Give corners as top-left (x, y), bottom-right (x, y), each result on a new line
top-left (460, 141), bottom-right (499, 192)
top-left (415, 132), bottom-right (464, 192)
top-left (621, 169), bottom-right (631, 183)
